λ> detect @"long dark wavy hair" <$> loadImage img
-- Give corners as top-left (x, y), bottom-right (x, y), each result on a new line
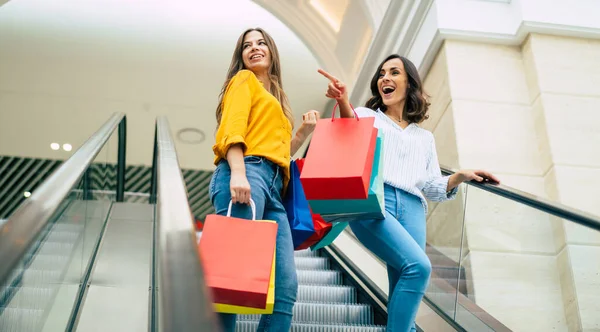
top-left (365, 54), bottom-right (430, 123)
top-left (215, 28), bottom-right (293, 128)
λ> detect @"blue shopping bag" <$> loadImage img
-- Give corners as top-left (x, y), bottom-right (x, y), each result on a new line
top-left (283, 160), bottom-right (315, 248)
top-left (309, 130), bottom-right (385, 221)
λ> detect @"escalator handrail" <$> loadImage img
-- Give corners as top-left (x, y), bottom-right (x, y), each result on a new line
top-left (0, 112), bottom-right (127, 285)
top-left (150, 116), bottom-right (221, 331)
top-left (440, 165), bottom-right (600, 232)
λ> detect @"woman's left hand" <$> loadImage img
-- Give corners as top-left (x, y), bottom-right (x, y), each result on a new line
top-left (458, 169), bottom-right (500, 184)
top-left (298, 110), bottom-right (320, 137)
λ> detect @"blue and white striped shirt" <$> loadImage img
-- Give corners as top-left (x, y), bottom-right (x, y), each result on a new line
top-left (355, 107), bottom-right (457, 212)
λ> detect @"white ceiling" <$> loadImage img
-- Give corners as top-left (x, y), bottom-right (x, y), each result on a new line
top-left (0, 0), bottom-right (328, 170)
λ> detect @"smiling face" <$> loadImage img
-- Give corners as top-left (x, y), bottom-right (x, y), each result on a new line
top-left (377, 58), bottom-right (408, 108)
top-left (218, 28), bottom-right (293, 128)
top-left (241, 30), bottom-right (271, 74)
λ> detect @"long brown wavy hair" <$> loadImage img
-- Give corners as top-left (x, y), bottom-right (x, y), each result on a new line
top-left (365, 54), bottom-right (430, 123)
top-left (215, 28), bottom-right (294, 128)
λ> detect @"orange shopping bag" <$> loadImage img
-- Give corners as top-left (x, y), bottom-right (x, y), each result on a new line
top-left (214, 251), bottom-right (275, 314)
top-left (199, 199), bottom-right (277, 310)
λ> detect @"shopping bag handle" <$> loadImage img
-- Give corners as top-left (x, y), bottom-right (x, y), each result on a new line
top-left (331, 102), bottom-right (359, 122)
top-left (227, 199), bottom-right (257, 220)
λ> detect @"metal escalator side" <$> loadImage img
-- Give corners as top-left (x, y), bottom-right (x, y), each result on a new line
top-left (63, 116), bottom-right (220, 331)
top-left (0, 114), bottom-right (220, 332)
top-left (0, 200), bottom-right (112, 331)
top-left (0, 113), bottom-right (127, 332)
top-left (71, 202), bottom-right (154, 331)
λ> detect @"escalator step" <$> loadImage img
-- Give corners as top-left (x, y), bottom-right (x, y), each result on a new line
top-left (32, 241), bottom-right (75, 256)
top-left (50, 223), bottom-right (84, 233)
top-left (236, 321), bottom-right (386, 331)
top-left (0, 307), bottom-right (44, 332)
top-left (294, 250), bottom-right (319, 257)
top-left (297, 285), bottom-right (356, 304)
top-left (0, 286), bottom-right (52, 303)
top-left (4, 287), bottom-right (53, 310)
top-left (43, 229), bottom-right (81, 243)
top-left (295, 257), bottom-right (330, 270)
top-left (16, 268), bottom-right (62, 284)
top-left (297, 270), bottom-right (342, 285)
top-left (239, 303), bottom-right (373, 325)
top-left (27, 254), bottom-right (69, 271)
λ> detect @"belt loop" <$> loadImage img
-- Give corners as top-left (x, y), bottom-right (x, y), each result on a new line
top-left (395, 187), bottom-right (401, 218)
top-left (269, 162), bottom-right (280, 193)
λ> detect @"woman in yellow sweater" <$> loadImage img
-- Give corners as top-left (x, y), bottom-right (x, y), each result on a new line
top-left (210, 27), bottom-right (319, 331)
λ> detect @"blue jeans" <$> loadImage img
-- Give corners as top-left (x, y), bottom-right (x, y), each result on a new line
top-left (349, 184), bottom-right (431, 332)
top-left (209, 156), bottom-right (298, 332)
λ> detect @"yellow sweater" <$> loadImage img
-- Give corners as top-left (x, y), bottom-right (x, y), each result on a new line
top-left (213, 70), bottom-right (292, 189)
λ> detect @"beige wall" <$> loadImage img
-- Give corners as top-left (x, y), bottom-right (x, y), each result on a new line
top-left (523, 33), bottom-right (600, 332)
top-left (423, 48), bottom-right (465, 264)
top-left (424, 41), bottom-right (567, 331)
top-left (424, 35), bottom-right (600, 331)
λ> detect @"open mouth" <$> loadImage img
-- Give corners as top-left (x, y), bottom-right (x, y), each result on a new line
top-left (381, 85), bottom-right (396, 97)
top-left (250, 54), bottom-right (264, 61)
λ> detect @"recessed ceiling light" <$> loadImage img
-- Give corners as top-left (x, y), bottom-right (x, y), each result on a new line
top-left (63, 143), bottom-right (72, 152)
top-left (24, 191), bottom-right (31, 198)
top-left (177, 128), bottom-right (206, 144)
top-left (50, 143), bottom-right (60, 150)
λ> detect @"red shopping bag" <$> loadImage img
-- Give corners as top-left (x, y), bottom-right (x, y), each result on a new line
top-left (295, 212), bottom-right (331, 250)
top-left (199, 200), bottom-right (277, 309)
top-left (296, 158), bottom-right (306, 172)
top-left (300, 103), bottom-right (377, 200)
top-left (195, 217), bottom-right (204, 231)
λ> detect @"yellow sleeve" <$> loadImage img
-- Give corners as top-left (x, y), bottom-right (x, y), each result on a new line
top-left (214, 70), bottom-right (256, 158)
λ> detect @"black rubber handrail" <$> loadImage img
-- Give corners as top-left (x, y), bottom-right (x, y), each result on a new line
top-left (440, 165), bottom-right (600, 231)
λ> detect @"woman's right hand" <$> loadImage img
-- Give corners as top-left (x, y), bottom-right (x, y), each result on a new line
top-left (226, 144), bottom-right (251, 205)
top-left (318, 69), bottom-right (348, 103)
top-left (230, 170), bottom-right (251, 204)
top-left (318, 69), bottom-right (355, 118)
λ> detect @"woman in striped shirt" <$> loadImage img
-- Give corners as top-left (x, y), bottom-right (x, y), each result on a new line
top-left (319, 54), bottom-right (499, 332)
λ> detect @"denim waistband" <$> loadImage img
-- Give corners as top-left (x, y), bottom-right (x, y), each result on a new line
top-left (254, 156), bottom-right (281, 170)
top-left (218, 155), bottom-right (282, 173)
top-left (384, 184), bottom-right (420, 202)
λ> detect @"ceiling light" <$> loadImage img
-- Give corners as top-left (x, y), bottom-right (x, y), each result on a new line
top-left (63, 143), bottom-right (72, 152)
top-left (50, 143), bottom-right (60, 150)
top-left (24, 191), bottom-right (31, 198)
top-left (177, 128), bottom-right (206, 144)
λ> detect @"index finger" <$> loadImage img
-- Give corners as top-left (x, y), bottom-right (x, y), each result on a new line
top-left (487, 173), bottom-right (501, 184)
top-left (318, 68), bottom-right (338, 82)
top-left (479, 171), bottom-right (500, 184)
